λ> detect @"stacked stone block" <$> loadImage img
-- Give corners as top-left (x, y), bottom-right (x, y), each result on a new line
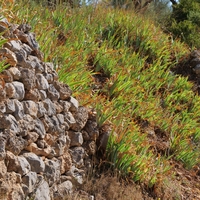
top-left (0, 17), bottom-right (100, 200)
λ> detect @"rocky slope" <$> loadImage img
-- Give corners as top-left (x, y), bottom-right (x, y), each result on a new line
top-left (0, 17), bottom-right (106, 200)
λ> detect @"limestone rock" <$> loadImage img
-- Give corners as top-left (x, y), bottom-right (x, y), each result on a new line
top-left (71, 106), bottom-right (88, 131)
top-left (36, 73), bottom-right (49, 90)
top-left (53, 81), bottom-right (72, 100)
top-left (8, 67), bottom-right (21, 80)
top-left (23, 152), bottom-right (45, 173)
top-left (47, 84), bottom-right (60, 101)
top-left (5, 99), bottom-right (15, 113)
top-left (68, 131), bottom-right (83, 147)
top-left (20, 68), bottom-right (36, 89)
top-left (0, 114), bottom-right (19, 132)
top-left (23, 100), bottom-right (38, 118)
top-left (34, 118), bottom-right (46, 138)
top-left (6, 151), bottom-right (31, 175)
top-left (24, 88), bottom-right (41, 101)
top-left (34, 179), bottom-right (50, 200)
top-left (53, 181), bottom-right (73, 200)
top-left (22, 171), bottom-right (37, 195)
top-left (14, 99), bottom-right (24, 120)
top-left (70, 147), bottom-right (85, 167)
top-left (58, 152), bottom-right (72, 174)
top-left (69, 96), bottom-right (79, 112)
top-left (44, 159), bottom-right (61, 186)
top-left (37, 101), bottom-right (47, 118)
top-left (43, 98), bottom-right (56, 116)
top-left (25, 142), bottom-right (52, 157)
top-left (6, 132), bottom-right (27, 155)
top-left (5, 82), bottom-right (15, 98)
top-left (12, 81), bottom-right (25, 100)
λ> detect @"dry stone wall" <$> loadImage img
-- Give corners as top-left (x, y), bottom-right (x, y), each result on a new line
top-left (0, 17), bottom-right (102, 200)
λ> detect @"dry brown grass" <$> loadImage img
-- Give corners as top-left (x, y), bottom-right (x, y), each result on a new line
top-left (65, 169), bottom-right (154, 200)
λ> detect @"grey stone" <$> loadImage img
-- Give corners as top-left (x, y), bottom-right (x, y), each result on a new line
top-left (20, 68), bottom-right (36, 89)
top-left (44, 159), bottom-right (60, 186)
top-left (64, 112), bottom-right (76, 129)
top-left (8, 67), bottom-right (21, 80)
top-left (12, 81), bottom-right (25, 100)
top-left (51, 133), bottom-right (68, 157)
top-left (59, 100), bottom-right (71, 112)
top-left (43, 98), bottom-right (56, 116)
top-left (53, 81), bottom-right (72, 100)
top-left (66, 166), bottom-right (84, 185)
top-left (36, 74), bottom-right (49, 90)
top-left (19, 114), bottom-right (35, 132)
top-left (21, 43), bottom-right (32, 56)
top-left (5, 99), bottom-right (15, 113)
top-left (37, 102), bottom-right (47, 118)
top-left (15, 49), bottom-right (26, 63)
top-left (54, 101), bottom-right (63, 113)
top-left (43, 73), bottom-right (54, 83)
top-left (6, 151), bottom-right (31, 175)
top-left (23, 100), bottom-right (38, 118)
top-left (45, 62), bottom-right (54, 72)
top-left (5, 82), bottom-right (15, 98)
top-left (70, 147), bottom-right (85, 167)
top-left (37, 139), bottom-right (48, 149)
top-left (6, 132), bottom-right (27, 155)
top-left (28, 55), bottom-right (44, 73)
top-left (4, 40), bottom-right (22, 52)
top-left (34, 118), bottom-right (46, 138)
top-left (69, 96), bottom-right (79, 112)
top-left (41, 115), bottom-right (54, 132)
top-left (34, 179), bottom-right (50, 200)
top-left (14, 99), bottom-right (24, 120)
top-left (55, 181), bottom-right (73, 199)
top-left (27, 32), bottom-right (39, 50)
top-left (17, 156), bottom-right (31, 175)
top-left (23, 152), bottom-right (45, 173)
top-left (50, 115), bottom-right (62, 133)
top-left (68, 131), bottom-right (83, 147)
top-left (71, 106), bottom-right (88, 131)
top-left (47, 84), bottom-right (60, 101)
top-left (0, 114), bottom-right (19, 132)
top-left (39, 90), bottom-right (47, 100)
top-left (24, 131), bottom-right (39, 145)
top-left (22, 171), bottom-right (37, 194)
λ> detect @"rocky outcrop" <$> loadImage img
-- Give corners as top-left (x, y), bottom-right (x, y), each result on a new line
top-left (0, 17), bottom-right (104, 200)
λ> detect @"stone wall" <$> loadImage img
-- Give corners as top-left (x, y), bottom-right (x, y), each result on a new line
top-left (0, 17), bottom-right (103, 200)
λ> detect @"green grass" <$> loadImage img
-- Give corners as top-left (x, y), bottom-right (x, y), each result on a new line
top-left (1, 0), bottom-right (199, 187)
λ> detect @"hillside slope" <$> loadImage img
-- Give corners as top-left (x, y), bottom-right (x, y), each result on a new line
top-left (0, 1), bottom-right (199, 199)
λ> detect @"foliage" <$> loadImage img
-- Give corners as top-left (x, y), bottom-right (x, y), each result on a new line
top-left (168, 0), bottom-right (200, 48)
top-left (1, 0), bottom-right (199, 190)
